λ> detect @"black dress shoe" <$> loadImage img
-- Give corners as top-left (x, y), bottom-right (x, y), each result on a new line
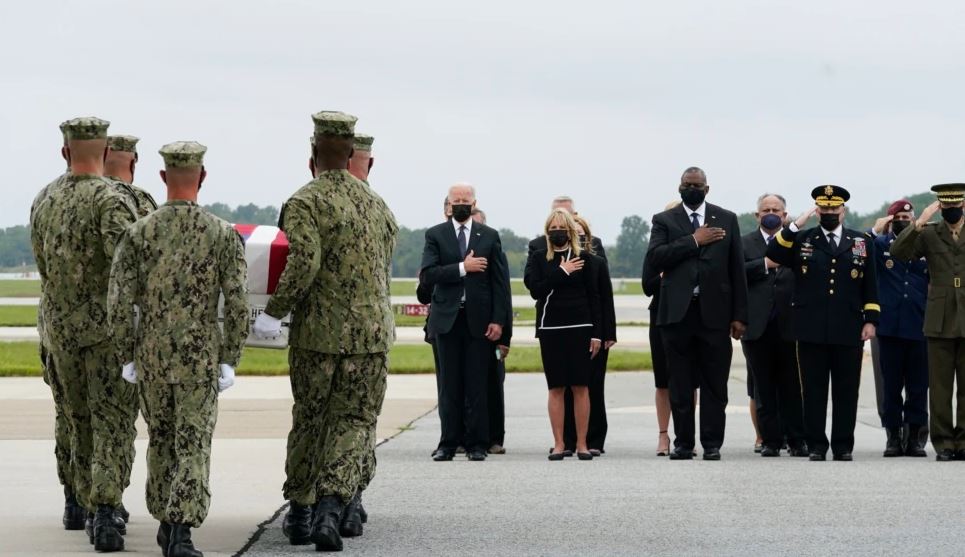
top-left (93, 504), bottom-right (124, 552)
top-left (312, 496), bottom-right (345, 551)
top-left (787, 445), bottom-right (809, 457)
top-left (669, 447), bottom-right (694, 460)
top-left (577, 452), bottom-right (593, 460)
top-left (808, 452), bottom-right (826, 461)
top-left (339, 492), bottom-right (364, 538)
top-left (283, 502), bottom-right (313, 545)
top-left (955, 449), bottom-right (965, 461)
top-left (936, 448), bottom-right (955, 462)
top-left (467, 449), bottom-right (487, 461)
top-left (883, 427), bottom-right (903, 457)
top-left (168, 523), bottom-right (202, 557)
top-left (157, 522), bottom-right (172, 557)
top-left (432, 448), bottom-right (455, 461)
top-left (904, 425), bottom-right (927, 457)
top-left (832, 452), bottom-right (853, 461)
top-left (62, 490), bottom-right (86, 530)
top-left (588, 449), bottom-right (602, 457)
top-left (703, 448), bottom-right (721, 461)
top-left (760, 446), bottom-right (781, 457)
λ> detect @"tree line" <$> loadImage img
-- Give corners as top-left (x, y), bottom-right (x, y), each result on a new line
top-left (1, 194), bottom-right (936, 275)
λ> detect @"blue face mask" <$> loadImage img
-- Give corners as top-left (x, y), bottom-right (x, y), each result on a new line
top-left (760, 213), bottom-right (783, 231)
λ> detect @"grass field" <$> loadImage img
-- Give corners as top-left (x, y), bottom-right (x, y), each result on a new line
top-left (0, 341), bottom-right (651, 377)
top-left (1, 278), bottom-right (644, 299)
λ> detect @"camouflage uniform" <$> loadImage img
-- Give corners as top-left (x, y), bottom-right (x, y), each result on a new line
top-left (107, 177), bottom-right (158, 218)
top-left (108, 143), bottom-right (248, 527)
top-left (266, 167), bottom-right (397, 506)
top-left (30, 168), bottom-right (138, 511)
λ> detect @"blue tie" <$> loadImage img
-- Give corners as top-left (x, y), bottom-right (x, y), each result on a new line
top-left (458, 225), bottom-right (467, 259)
top-left (691, 212), bottom-right (700, 231)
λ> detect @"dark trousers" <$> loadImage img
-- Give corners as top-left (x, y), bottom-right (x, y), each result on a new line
top-left (487, 355), bottom-right (506, 446)
top-left (742, 324), bottom-right (806, 450)
top-left (563, 349), bottom-right (609, 451)
top-left (435, 310), bottom-right (490, 451)
top-left (877, 335), bottom-right (928, 429)
top-left (925, 338), bottom-right (965, 451)
top-left (797, 341), bottom-right (862, 455)
top-left (869, 337), bottom-right (887, 423)
top-left (661, 298), bottom-right (732, 451)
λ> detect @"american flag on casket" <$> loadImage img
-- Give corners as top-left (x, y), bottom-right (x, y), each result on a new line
top-left (218, 224), bottom-right (292, 349)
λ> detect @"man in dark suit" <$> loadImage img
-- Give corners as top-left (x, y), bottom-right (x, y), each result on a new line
top-left (767, 185), bottom-right (879, 461)
top-left (644, 167), bottom-right (748, 460)
top-left (420, 184), bottom-right (512, 462)
top-left (740, 193), bottom-right (807, 457)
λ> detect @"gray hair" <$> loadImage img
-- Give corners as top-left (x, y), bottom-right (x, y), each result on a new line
top-left (551, 195), bottom-right (574, 209)
top-left (471, 207), bottom-right (487, 224)
top-left (756, 193), bottom-right (787, 211)
top-left (448, 182), bottom-right (476, 201)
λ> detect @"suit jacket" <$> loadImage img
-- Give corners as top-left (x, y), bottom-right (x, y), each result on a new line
top-left (742, 229), bottom-right (795, 341)
top-left (529, 235), bottom-right (606, 262)
top-left (420, 220), bottom-right (512, 339)
top-left (891, 222), bottom-right (965, 338)
top-left (645, 203), bottom-right (749, 329)
top-left (873, 232), bottom-right (927, 340)
top-left (593, 253), bottom-right (617, 342)
top-left (524, 248), bottom-right (603, 339)
top-left (767, 225), bottom-right (879, 347)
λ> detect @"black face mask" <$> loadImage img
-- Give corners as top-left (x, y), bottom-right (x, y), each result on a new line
top-left (451, 204), bottom-right (472, 222)
top-left (548, 230), bottom-right (570, 248)
top-left (680, 187), bottom-right (706, 207)
top-left (890, 220), bottom-right (910, 235)
top-left (819, 213), bottom-right (840, 230)
top-left (942, 206), bottom-right (963, 224)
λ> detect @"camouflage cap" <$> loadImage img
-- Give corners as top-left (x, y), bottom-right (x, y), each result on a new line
top-left (63, 116), bottom-right (110, 140)
top-left (353, 134), bottom-right (374, 152)
top-left (108, 135), bottom-right (139, 153)
top-left (58, 120), bottom-right (70, 139)
top-left (159, 141), bottom-right (207, 168)
top-left (311, 111), bottom-right (357, 137)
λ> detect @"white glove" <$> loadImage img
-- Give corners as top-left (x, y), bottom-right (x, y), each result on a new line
top-left (218, 363), bottom-right (236, 392)
top-left (253, 312), bottom-right (283, 340)
top-left (121, 362), bottom-right (137, 384)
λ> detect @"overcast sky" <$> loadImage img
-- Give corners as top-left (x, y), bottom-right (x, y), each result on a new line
top-left (3, 1), bottom-right (965, 241)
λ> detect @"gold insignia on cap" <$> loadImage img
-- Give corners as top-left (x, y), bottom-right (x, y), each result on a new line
top-left (824, 185), bottom-right (834, 197)
top-left (931, 183), bottom-right (965, 204)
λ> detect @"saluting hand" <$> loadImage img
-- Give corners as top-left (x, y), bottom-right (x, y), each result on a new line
top-left (693, 225), bottom-right (726, 246)
top-left (917, 201), bottom-right (941, 229)
top-left (794, 206), bottom-right (817, 229)
top-left (872, 215), bottom-right (894, 235)
top-left (464, 250), bottom-right (488, 273)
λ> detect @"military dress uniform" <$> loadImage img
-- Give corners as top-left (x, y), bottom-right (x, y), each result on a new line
top-left (108, 141), bottom-right (249, 554)
top-left (262, 112), bottom-right (397, 549)
top-left (766, 186), bottom-right (880, 460)
top-left (106, 135), bottom-right (158, 218)
top-left (872, 201), bottom-right (929, 456)
top-left (891, 183), bottom-right (965, 461)
top-left (29, 117), bottom-right (139, 550)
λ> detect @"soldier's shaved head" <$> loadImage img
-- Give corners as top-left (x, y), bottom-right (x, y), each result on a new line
top-left (160, 166), bottom-right (206, 202)
top-left (348, 148), bottom-right (373, 182)
top-left (66, 139), bottom-right (108, 176)
top-left (105, 150), bottom-right (137, 183)
top-left (311, 135), bottom-right (354, 175)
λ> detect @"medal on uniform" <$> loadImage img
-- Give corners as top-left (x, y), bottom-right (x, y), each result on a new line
top-left (851, 269), bottom-right (859, 279)
top-left (852, 238), bottom-right (866, 257)
top-left (802, 265), bottom-right (808, 274)
top-left (885, 259), bottom-right (894, 269)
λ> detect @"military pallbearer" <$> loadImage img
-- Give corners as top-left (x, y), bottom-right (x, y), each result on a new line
top-left (108, 141), bottom-right (249, 557)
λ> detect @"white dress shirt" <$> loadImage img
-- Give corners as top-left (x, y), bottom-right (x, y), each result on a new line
top-left (453, 217), bottom-right (473, 302)
top-left (687, 202), bottom-right (706, 294)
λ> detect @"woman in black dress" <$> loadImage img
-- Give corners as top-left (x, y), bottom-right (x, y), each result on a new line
top-left (525, 208), bottom-right (602, 461)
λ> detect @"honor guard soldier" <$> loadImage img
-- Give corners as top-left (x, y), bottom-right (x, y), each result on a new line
top-left (109, 141), bottom-right (249, 557)
top-left (891, 184), bottom-right (965, 461)
top-left (105, 135), bottom-right (158, 218)
top-left (766, 185), bottom-right (879, 461)
top-left (870, 200), bottom-right (929, 457)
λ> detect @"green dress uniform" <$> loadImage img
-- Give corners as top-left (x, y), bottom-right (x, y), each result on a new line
top-left (890, 183), bottom-right (965, 459)
top-left (29, 118), bottom-right (140, 520)
top-left (766, 186), bottom-right (880, 459)
top-left (266, 114), bottom-right (397, 510)
top-left (108, 141), bottom-right (249, 528)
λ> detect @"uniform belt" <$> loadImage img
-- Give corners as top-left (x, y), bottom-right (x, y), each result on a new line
top-left (957, 277), bottom-right (962, 288)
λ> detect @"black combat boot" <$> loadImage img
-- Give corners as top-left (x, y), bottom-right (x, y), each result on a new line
top-left (62, 489), bottom-right (86, 530)
top-left (883, 427), bottom-right (903, 457)
top-left (282, 502), bottom-right (313, 545)
top-left (339, 492), bottom-right (364, 538)
top-left (116, 502), bottom-right (130, 523)
top-left (168, 523), bottom-right (203, 557)
top-left (311, 496), bottom-right (345, 551)
top-left (93, 504), bottom-right (125, 552)
top-left (358, 492), bottom-right (368, 524)
top-left (157, 521), bottom-right (172, 557)
top-left (904, 425), bottom-right (927, 457)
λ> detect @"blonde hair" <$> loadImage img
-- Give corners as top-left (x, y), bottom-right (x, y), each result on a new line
top-left (543, 208), bottom-right (582, 260)
top-left (664, 200), bottom-right (681, 211)
top-left (572, 215), bottom-right (595, 255)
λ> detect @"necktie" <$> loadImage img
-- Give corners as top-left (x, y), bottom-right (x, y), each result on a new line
top-left (766, 234), bottom-right (774, 245)
top-left (458, 225), bottom-right (467, 258)
top-left (691, 212), bottom-right (700, 231)
top-left (828, 232), bottom-right (837, 250)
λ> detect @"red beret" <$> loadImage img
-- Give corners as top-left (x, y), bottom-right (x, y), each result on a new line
top-left (887, 199), bottom-right (913, 216)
